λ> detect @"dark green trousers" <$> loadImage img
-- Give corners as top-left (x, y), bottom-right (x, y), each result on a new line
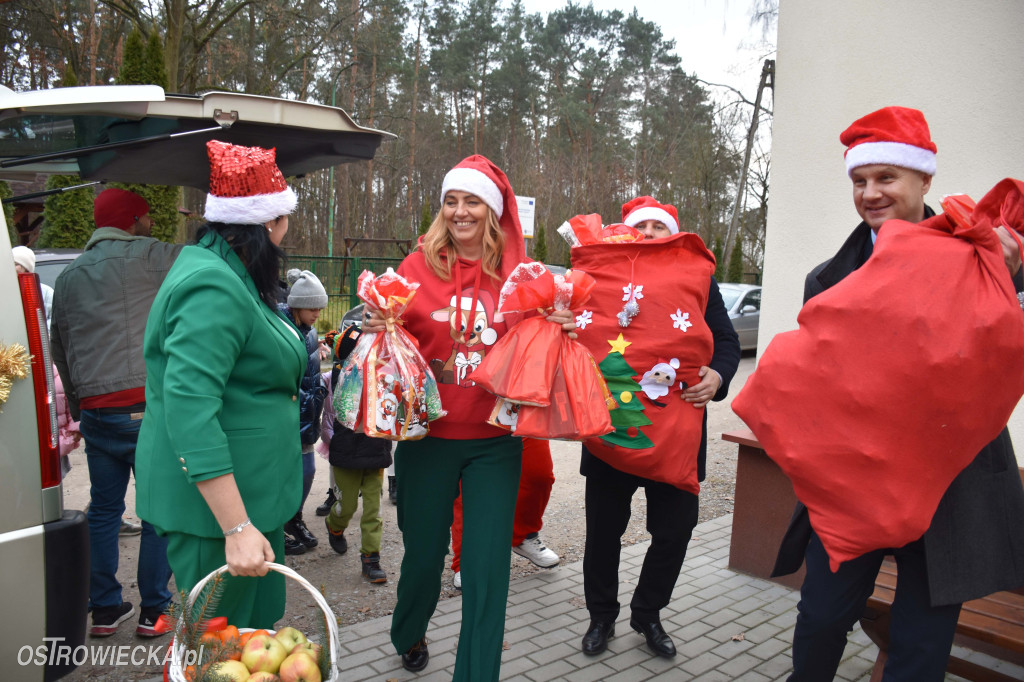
top-left (164, 527), bottom-right (286, 630)
top-left (390, 435), bottom-right (522, 682)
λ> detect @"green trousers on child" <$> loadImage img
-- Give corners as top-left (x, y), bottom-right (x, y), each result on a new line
top-left (326, 466), bottom-right (383, 554)
top-left (390, 435), bottom-right (522, 682)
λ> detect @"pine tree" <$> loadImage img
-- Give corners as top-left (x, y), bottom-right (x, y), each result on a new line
top-left (418, 203), bottom-right (432, 236)
top-left (113, 27), bottom-right (180, 243)
top-left (62, 66), bottom-right (78, 87)
top-left (726, 235), bottom-right (744, 282)
top-left (533, 223), bottom-right (548, 263)
top-left (1, 182), bottom-right (14, 243)
top-left (37, 176), bottom-right (95, 248)
top-left (712, 236), bottom-right (724, 281)
top-left (598, 350), bottom-right (653, 449)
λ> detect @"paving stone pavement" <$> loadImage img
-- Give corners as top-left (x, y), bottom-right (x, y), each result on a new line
top-left (145, 514), bottom-right (1022, 681)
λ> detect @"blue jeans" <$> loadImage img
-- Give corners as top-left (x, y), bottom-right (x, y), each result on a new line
top-left (81, 409), bottom-right (172, 611)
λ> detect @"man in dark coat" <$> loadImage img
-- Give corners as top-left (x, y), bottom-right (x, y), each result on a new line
top-left (774, 106), bottom-right (1024, 681)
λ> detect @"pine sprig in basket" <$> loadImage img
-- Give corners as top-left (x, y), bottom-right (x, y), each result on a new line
top-left (167, 572), bottom-right (226, 653)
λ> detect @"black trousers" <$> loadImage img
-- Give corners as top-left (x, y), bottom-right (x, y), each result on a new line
top-left (582, 450), bottom-right (699, 623)
top-left (789, 530), bottom-right (961, 681)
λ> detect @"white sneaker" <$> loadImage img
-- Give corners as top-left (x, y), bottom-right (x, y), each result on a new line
top-left (453, 571), bottom-right (462, 589)
top-left (512, 535), bottom-right (560, 568)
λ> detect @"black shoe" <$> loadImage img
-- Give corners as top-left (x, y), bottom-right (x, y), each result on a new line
top-left (401, 637), bottom-right (429, 672)
top-left (325, 517), bottom-right (347, 555)
top-left (90, 602), bottom-right (134, 637)
top-left (388, 475), bottom-right (397, 504)
top-left (629, 617), bottom-right (676, 658)
top-left (581, 620), bottom-right (615, 655)
top-left (136, 605), bottom-right (172, 638)
top-left (286, 516), bottom-right (318, 548)
top-left (284, 533), bottom-right (307, 555)
top-left (315, 488), bottom-right (337, 516)
top-left (361, 552), bottom-right (387, 583)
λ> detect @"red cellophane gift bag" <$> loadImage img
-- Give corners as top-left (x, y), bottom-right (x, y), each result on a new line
top-left (354, 269), bottom-right (446, 440)
top-left (732, 178), bottom-right (1024, 571)
top-left (571, 229), bottom-right (717, 494)
top-left (474, 262), bottom-right (615, 438)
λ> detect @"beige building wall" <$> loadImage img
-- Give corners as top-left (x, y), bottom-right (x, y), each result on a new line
top-left (760, 0), bottom-right (1024, 460)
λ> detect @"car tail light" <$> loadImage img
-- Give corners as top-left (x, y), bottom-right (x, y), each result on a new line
top-left (19, 272), bottom-right (61, 489)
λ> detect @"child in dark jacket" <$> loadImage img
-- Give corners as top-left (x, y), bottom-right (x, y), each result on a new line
top-left (321, 324), bottom-right (392, 583)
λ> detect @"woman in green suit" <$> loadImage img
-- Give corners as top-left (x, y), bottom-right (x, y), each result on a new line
top-left (136, 140), bottom-right (307, 627)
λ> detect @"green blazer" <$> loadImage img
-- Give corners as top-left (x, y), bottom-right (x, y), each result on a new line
top-left (136, 231), bottom-right (307, 538)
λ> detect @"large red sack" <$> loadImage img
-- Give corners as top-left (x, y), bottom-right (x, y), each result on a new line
top-left (572, 231), bottom-right (717, 494)
top-left (733, 178), bottom-right (1024, 571)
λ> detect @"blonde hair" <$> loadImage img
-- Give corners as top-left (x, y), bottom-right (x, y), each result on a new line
top-left (421, 202), bottom-right (505, 282)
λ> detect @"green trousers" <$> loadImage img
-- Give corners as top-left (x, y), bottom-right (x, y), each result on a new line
top-left (326, 466), bottom-right (383, 555)
top-left (164, 527), bottom-right (286, 630)
top-left (390, 435), bottom-right (522, 682)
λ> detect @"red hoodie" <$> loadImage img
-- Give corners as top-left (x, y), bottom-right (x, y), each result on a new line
top-left (398, 251), bottom-right (516, 440)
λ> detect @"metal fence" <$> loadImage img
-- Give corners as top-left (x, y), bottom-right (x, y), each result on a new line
top-left (284, 255), bottom-right (404, 332)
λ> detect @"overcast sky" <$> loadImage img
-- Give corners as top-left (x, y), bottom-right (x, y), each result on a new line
top-left (519, 0), bottom-right (776, 100)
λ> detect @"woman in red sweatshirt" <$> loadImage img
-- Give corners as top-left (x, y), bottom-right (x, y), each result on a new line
top-left (365, 155), bottom-right (572, 680)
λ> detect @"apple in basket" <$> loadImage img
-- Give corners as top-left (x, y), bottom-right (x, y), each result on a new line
top-left (247, 672), bottom-right (282, 682)
top-left (209, 659), bottom-right (251, 681)
top-left (289, 640), bottom-right (322, 660)
top-left (278, 651), bottom-right (322, 682)
top-left (241, 632), bottom-right (289, 673)
top-left (273, 626), bottom-right (308, 651)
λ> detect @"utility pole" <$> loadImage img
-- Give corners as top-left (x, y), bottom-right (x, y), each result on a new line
top-left (723, 59), bottom-right (775, 274)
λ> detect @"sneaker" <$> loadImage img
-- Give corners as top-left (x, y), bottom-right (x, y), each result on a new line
top-left (325, 518), bottom-right (348, 555)
top-left (512, 534), bottom-right (560, 568)
top-left (119, 519), bottom-right (142, 536)
top-left (453, 571), bottom-right (462, 590)
top-left (361, 553), bottom-right (387, 584)
top-left (136, 606), bottom-right (172, 638)
top-left (90, 601), bottom-right (134, 637)
top-left (285, 516), bottom-right (318, 549)
top-left (284, 533), bottom-right (307, 555)
top-left (315, 488), bottom-right (337, 517)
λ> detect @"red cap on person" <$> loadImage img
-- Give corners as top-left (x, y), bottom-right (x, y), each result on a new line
top-left (841, 106), bottom-right (937, 177)
top-left (439, 155), bottom-right (525, 278)
top-left (621, 196), bottom-right (679, 234)
top-left (204, 140), bottom-right (297, 225)
top-left (94, 188), bottom-right (150, 231)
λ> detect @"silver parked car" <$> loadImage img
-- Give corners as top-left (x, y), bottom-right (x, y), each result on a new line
top-left (719, 283), bottom-right (761, 352)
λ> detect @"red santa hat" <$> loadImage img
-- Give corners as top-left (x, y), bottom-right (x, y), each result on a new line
top-left (204, 140), bottom-right (297, 225)
top-left (621, 196), bottom-right (679, 234)
top-left (840, 106), bottom-right (937, 177)
top-left (439, 155), bottom-right (525, 277)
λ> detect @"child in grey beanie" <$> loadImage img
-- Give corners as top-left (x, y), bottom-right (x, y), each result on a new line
top-left (287, 269), bottom-right (329, 310)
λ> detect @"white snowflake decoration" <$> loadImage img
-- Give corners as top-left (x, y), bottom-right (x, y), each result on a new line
top-left (671, 309), bottom-right (693, 332)
top-left (576, 310), bottom-right (594, 330)
top-left (621, 283), bottom-right (644, 302)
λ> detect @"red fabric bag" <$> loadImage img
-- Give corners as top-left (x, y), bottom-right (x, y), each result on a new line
top-left (733, 179), bottom-right (1024, 571)
top-left (571, 231), bottom-right (717, 494)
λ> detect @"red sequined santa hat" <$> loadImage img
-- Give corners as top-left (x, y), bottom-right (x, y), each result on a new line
top-left (621, 196), bottom-right (679, 234)
top-left (439, 155), bottom-right (525, 278)
top-left (204, 140), bottom-right (297, 225)
top-left (841, 106), bottom-right (937, 177)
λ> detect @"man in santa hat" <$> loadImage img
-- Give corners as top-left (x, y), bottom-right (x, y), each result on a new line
top-left (773, 106), bottom-right (1024, 681)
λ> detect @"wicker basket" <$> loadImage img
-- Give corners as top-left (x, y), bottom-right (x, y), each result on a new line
top-left (165, 562), bottom-right (339, 682)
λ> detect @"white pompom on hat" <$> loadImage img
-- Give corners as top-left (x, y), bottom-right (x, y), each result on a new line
top-left (204, 140), bottom-right (297, 225)
top-left (287, 269), bottom-right (328, 309)
top-left (841, 106), bottom-right (937, 177)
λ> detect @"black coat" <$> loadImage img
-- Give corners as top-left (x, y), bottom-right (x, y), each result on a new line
top-left (772, 208), bottom-right (1024, 605)
top-left (581, 276), bottom-right (742, 486)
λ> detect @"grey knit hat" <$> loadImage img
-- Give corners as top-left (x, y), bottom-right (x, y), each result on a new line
top-left (287, 269), bottom-right (328, 309)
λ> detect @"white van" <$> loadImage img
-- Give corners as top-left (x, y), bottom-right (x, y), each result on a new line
top-left (0, 84), bottom-right (391, 680)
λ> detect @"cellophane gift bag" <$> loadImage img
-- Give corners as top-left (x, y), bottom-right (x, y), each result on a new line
top-left (732, 178), bottom-right (1024, 571)
top-left (474, 262), bottom-right (614, 438)
top-left (571, 227), bottom-right (717, 493)
top-left (336, 269), bottom-right (445, 440)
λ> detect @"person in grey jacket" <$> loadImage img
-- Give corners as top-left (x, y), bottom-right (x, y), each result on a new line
top-left (50, 187), bottom-right (182, 639)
